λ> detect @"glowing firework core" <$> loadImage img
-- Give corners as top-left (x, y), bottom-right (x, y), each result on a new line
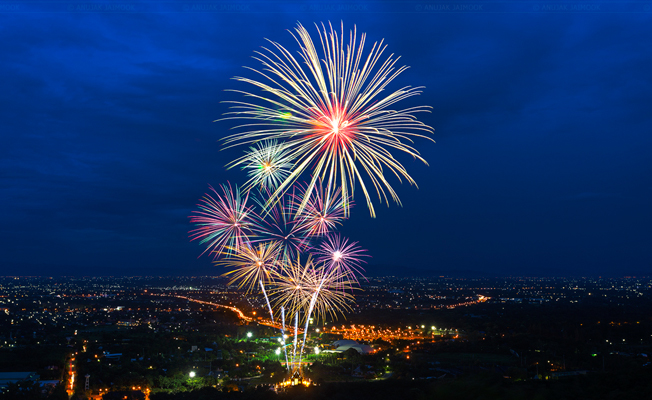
top-left (319, 112), bottom-right (352, 145)
top-left (333, 251), bottom-right (342, 262)
top-left (329, 115), bottom-right (349, 136)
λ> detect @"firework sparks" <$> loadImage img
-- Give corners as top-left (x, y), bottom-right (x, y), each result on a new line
top-left (270, 255), bottom-right (355, 325)
top-left (218, 241), bottom-right (282, 293)
top-left (315, 233), bottom-right (368, 285)
top-left (310, 268), bottom-right (356, 323)
top-left (254, 189), bottom-right (311, 262)
top-left (236, 140), bottom-right (294, 191)
top-left (269, 255), bottom-right (315, 319)
top-left (292, 179), bottom-right (348, 237)
top-left (221, 21), bottom-right (434, 217)
top-left (189, 183), bottom-right (259, 258)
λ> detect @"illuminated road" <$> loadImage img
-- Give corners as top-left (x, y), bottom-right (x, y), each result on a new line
top-left (65, 354), bottom-right (75, 397)
top-left (174, 295), bottom-right (254, 322)
top-left (327, 324), bottom-right (458, 341)
top-left (168, 295), bottom-right (303, 334)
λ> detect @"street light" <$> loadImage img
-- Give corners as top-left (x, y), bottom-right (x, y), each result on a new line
top-left (189, 371), bottom-right (196, 378)
top-left (314, 346), bottom-right (320, 355)
top-left (247, 332), bottom-right (253, 338)
top-left (275, 348), bottom-right (281, 355)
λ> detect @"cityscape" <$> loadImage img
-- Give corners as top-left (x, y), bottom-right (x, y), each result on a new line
top-left (1, 276), bottom-right (651, 399)
top-left (3, 1), bottom-right (652, 400)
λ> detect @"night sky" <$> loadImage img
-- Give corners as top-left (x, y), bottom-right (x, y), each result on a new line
top-left (2, 2), bottom-right (651, 277)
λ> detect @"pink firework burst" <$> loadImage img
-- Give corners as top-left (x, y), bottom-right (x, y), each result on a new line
top-left (189, 183), bottom-right (260, 259)
top-left (315, 233), bottom-right (369, 285)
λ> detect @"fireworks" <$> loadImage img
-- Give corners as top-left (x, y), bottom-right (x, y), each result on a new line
top-left (315, 233), bottom-right (369, 285)
top-left (221, 21), bottom-right (433, 217)
top-left (269, 255), bottom-right (354, 324)
top-left (269, 255), bottom-right (316, 321)
top-left (189, 183), bottom-right (259, 258)
top-left (308, 266), bottom-right (356, 323)
top-left (219, 241), bottom-right (282, 293)
top-left (292, 179), bottom-right (347, 237)
top-left (235, 140), bottom-right (294, 191)
top-left (189, 21), bottom-right (432, 382)
top-left (254, 189), bottom-right (311, 263)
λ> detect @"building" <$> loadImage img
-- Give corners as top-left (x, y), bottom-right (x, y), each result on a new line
top-left (324, 340), bottom-right (374, 355)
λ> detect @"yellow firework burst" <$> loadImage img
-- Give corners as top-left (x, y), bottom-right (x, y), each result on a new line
top-left (269, 255), bottom-right (355, 324)
top-left (218, 241), bottom-right (282, 293)
top-left (221, 21), bottom-right (434, 218)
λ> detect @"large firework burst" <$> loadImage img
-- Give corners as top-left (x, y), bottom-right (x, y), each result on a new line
top-left (221, 21), bottom-right (434, 218)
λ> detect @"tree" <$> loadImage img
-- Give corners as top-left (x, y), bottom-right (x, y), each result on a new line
top-left (0, 381), bottom-right (42, 400)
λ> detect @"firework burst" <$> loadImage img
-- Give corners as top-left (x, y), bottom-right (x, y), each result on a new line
top-left (309, 267), bottom-right (356, 323)
top-left (189, 183), bottom-right (259, 258)
top-left (291, 179), bottom-right (348, 237)
top-left (237, 140), bottom-right (294, 191)
top-left (221, 21), bottom-right (434, 218)
top-left (269, 255), bottom-right (316, 320)
top-left (315, 233), bottom-right (368, 286)
top-left (253, 189), bottom-right (311, 262)
top-left (270, 256), bottom-right (354, 323)
top-left (218, 241), bottom-right (282, 293)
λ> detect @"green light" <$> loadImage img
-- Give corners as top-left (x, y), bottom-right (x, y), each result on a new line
top-left (280, 112), bottom-right (292, 119)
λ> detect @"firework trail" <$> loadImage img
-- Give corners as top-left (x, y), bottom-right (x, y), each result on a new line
top-left (189, 183), bottom-right (259, 258)
top-left (293, 312), bottom-right (299, 371)
top-left (270, 256), bottom-right (355, 371)
top-left (297, 265), bottom-right (354, 367)
top-left (221, 21), bottom-right (434, 217)
top-left (281, 306), bottom-right (289, 371)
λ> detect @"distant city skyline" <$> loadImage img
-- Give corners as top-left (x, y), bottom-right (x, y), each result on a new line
top-left (2, 4), bottom-right (651, 277)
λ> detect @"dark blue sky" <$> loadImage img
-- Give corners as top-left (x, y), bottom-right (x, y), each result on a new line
top-left (2, 2), bottom-right (651, 277)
